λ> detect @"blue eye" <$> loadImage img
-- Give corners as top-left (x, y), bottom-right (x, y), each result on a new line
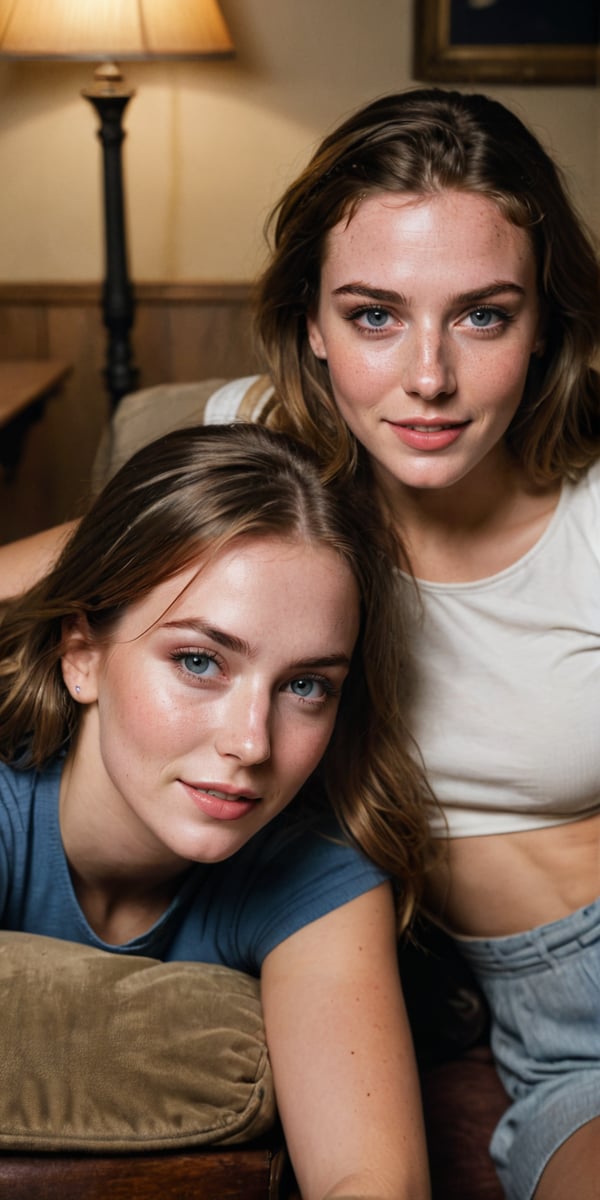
top-left (291, 678), bottom-right (319, 697)
top-left (289, 677), bottom-right (323, 699)
top-left (363, 307), bottom-right (390, 328)
top-left (179, 652), bottom-right (218, 677)
top-left (469, 307), bottom-right (498, 328)
top-left (347, 305), bottom-right (393, 331)
top-left (364, 307), bottom-right (388, 326)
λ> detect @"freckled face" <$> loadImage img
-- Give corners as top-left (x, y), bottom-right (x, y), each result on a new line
top-left (307, 190), bottom-right (542, 497)
top-left (62, 536), bottom-right (359, 870)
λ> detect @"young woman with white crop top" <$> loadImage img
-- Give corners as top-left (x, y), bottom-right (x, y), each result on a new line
top-left (1, 90), bottom-right (599, 1200)
top-left (255, 89), bottom-right (600, 1200)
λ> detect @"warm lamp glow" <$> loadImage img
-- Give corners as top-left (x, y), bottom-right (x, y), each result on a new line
top-left (0, 0), bottom-right (234, 60)
top-left (0, 0), bottom-right (235, 411)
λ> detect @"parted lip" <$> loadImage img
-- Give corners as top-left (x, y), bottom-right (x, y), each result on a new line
top-left (392, 417), bottom-right (470, 428)
top-left (182, 781), bottom-right (261, 802)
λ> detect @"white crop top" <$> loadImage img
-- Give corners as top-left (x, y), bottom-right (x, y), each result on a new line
top-left (402, 460), bottom-right (600, 838)
top-left (206, 377), bottom-right (600, 840)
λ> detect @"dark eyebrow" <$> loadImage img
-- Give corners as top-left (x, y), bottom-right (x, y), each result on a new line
top-left (291, 654), bottom-right (353, 671)
top-left (332, 283), bottom-right (405, 303)
top-left (162, 620), bottom-right (352, 670)
top-left (331, 280), bottom-right (526, 306)
top-left (452, 281), bottom-right (526, 307)
top-left (163, 619), bottom-right (251, 657)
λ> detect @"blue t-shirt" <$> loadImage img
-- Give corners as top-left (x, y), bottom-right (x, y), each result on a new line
top-left (0, 759), bottom-right (387, 976)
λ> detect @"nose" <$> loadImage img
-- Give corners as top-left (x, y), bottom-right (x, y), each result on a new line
top-left (402, 324), bottom-right (456, 402)
top-left (214, 687), bottom-right (271, 766)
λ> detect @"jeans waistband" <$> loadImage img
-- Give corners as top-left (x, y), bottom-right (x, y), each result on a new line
top-left (454, 895), bottom-right (600, 971)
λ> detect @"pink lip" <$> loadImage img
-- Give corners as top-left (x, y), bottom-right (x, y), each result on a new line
top-left (388, 419), bottom-right (469, 452)
top-left (181, 781), bottom-right (260, 822)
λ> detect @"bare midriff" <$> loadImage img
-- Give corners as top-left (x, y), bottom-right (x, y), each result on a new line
top-left (389, 462), bottom-right (599, 939)
top-left (425, 811), bottom-right (600, 938)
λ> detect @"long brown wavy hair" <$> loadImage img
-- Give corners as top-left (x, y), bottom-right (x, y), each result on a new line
top-left (256, 87), bottom-right (600, 486)
top-left (0, 423), bottom-right (435, 924)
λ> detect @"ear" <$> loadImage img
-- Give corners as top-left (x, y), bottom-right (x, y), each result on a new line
top-left (306, 312), bottom-right (328, 361)
top-left (60, 615), bottom-right (102, 704)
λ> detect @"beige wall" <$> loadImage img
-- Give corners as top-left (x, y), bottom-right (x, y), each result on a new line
top-left (0, 0), bottom-right (597, 285)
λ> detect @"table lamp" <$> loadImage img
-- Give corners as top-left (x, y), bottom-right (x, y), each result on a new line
top-left (0, 0), bottom-right (235, 409)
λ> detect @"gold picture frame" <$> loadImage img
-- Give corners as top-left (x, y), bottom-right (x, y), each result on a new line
top-left (413, 0), bottom-right (599, 85)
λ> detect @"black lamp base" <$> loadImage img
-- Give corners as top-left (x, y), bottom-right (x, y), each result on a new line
top-left (83, 63), bottom-right (139, 410)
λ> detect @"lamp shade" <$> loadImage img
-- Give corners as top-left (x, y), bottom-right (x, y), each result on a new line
top-left (0, 0), bottom-right (234, 59)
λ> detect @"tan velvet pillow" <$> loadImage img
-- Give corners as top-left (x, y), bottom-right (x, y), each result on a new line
top-left (0, 932), bottom-right (275, 1152)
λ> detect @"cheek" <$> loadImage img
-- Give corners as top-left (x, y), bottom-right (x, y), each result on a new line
top-left (482, 348), bottom-right (533, 413)
top-left (98, 661), bottom-right (185, 749)
top-left (98, 694), bottom-right (156, 765)
top-left (126, 697), bottom-right (203, 752)
top-left (328, 349), bottom-right (389, 413)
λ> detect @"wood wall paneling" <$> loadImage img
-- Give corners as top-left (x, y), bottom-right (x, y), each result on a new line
top-left (0, 283), bottom-right (257, 543)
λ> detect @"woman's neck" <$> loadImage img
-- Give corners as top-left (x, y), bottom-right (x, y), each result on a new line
top-left (59, 749), bottom-right (189, 943)
top-left (375, 450), bottom-right (561, 584)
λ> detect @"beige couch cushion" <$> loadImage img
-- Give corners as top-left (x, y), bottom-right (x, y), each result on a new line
top-left (92, 375), bottom-right (274, 491)
top-left (0, 932), bottom-right (275, 1152)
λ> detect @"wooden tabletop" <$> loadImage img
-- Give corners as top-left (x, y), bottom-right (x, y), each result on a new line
top-left (0, 360), bottom-right (71, 429)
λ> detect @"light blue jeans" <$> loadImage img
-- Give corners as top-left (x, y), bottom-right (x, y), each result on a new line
top-left (455, 897), bottom-right (600, 1200)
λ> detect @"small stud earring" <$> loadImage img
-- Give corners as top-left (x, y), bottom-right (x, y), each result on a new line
top-left (75, 685), bottom-right (81, 694)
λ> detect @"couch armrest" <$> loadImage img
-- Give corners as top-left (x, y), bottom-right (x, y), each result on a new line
top-left (92, 379), bottom-right (228, 492)
top-left (92, 375), bottom-right (275, 492)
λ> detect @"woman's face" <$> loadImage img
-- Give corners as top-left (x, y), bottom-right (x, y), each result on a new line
top-left (61, 535), bottom-right (359, 870)
top-left (307, 189), bottom-right (542, 498)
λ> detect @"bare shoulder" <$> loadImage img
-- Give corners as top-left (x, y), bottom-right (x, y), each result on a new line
top-left (0, 522), bottom-right (75, 598)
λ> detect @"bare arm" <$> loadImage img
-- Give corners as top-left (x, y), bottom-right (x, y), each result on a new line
top-left (0, 522), bottom-right (76, 598)
top-left (261, 883), bottom-right (430, 1200)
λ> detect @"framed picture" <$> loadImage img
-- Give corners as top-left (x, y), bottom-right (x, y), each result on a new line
top-left (413, 0), bottom-right (600, 85)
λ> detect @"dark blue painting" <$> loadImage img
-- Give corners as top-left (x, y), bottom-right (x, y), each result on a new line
top-left (450, 0), bottom-right (599, 48)
top-left (414, 0), bottom-right (599, 83)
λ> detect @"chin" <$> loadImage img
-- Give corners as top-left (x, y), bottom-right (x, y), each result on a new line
top-left (388, 463), bottom-right (467, 492)
top-left (186, 831), bottom-right (255, 865)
